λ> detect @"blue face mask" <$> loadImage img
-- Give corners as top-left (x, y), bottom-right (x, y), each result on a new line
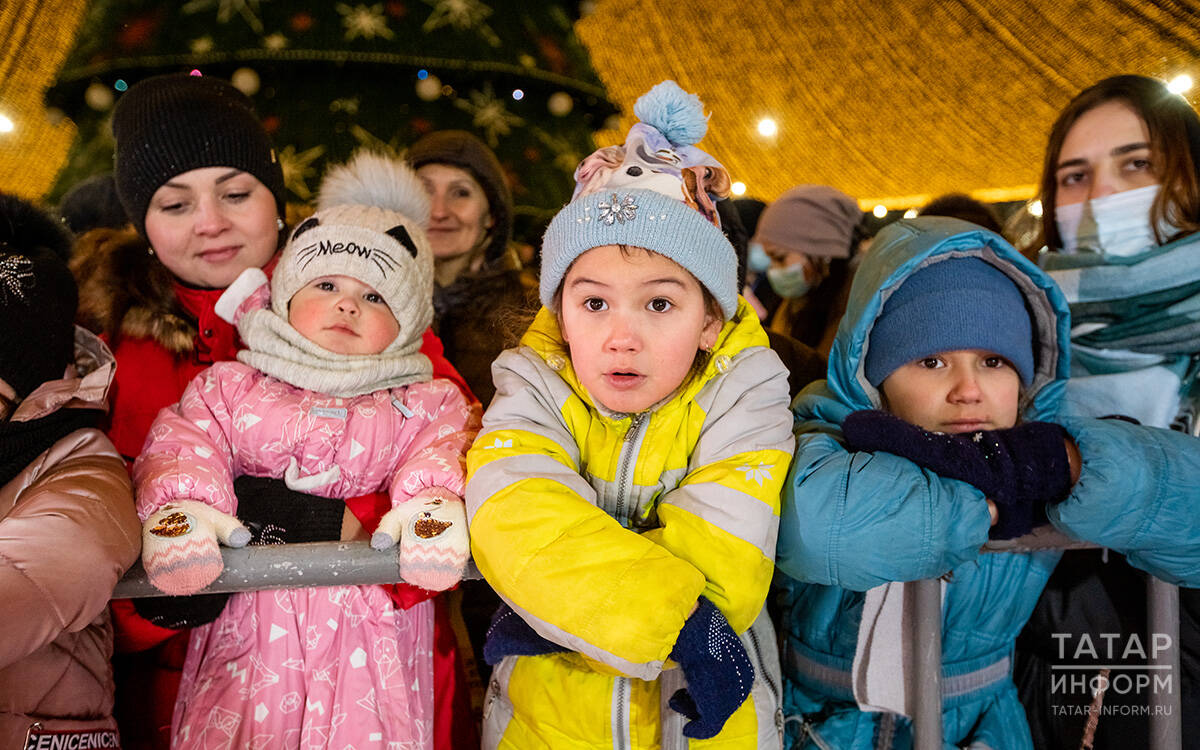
top-left (747, 242), bottom-right (772, 274)
top-left (766, 261), bottom-right (812, 299)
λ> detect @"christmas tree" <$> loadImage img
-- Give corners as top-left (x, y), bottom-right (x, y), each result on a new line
top-left (46, 0), bottom-right (615, 243)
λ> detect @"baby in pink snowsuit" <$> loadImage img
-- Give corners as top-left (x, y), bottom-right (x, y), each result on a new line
top-left (132, 151), bottom-right (480, 749)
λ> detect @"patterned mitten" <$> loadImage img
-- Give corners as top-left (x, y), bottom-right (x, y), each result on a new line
top-left (841, 409), bottom-right (1073, 540)
top-left (372, 489), bottom-right (469, 591)
top-left (141, 500), bottom-right (251, 596)
top-left (668, 597), bottom-right (755, 739)
top-left (482, 604), bottom-right (568, 665)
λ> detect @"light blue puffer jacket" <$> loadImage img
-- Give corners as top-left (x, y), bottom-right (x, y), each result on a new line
top-left (775, 217), bottom-right (1200, 749)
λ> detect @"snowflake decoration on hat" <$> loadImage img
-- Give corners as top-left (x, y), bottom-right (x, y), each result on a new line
top-left (337, 3), bottom-right (394, 40)
top-left (422, 0), bottom-right (501, 46)
top-left (0, 254), bottom-right (34, 304)
top-left (598, 194), bottom-right (638, 225)
top-left (182, 0), bottom-right (267, 34)
top-left (454, 85), bottom-right (524, 147)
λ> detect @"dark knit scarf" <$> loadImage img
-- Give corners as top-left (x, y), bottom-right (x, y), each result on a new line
top-left (0, 408), bottom-right (104, 487)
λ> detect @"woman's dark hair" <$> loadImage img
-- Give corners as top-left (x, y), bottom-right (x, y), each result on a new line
top-left (1039, 74), bottom-right (1200, 251)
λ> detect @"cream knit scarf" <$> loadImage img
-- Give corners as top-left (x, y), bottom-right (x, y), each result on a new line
top-left (236, 308), bottom-right (432, 397)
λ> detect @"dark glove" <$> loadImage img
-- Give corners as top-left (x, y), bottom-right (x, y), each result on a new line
top-left (482, 604), bottom-right (567, 665)
top-left (233, 476), bottom-right (345, 545)
top-left (667, 597), bottom-right (755, 740)
top-left (841, 409), bottom-right (1073, 540)
top-left (132, 591), bottom-right (231, 629)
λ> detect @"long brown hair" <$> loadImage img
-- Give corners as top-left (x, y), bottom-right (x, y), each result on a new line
top-left (1038, 75), bottom-right (1200, 251)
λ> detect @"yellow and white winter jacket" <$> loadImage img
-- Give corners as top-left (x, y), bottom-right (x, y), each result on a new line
top-left (466, 300), bottom-right (795, 749)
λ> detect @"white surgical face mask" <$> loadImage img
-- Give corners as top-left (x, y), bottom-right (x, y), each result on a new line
top-left (1055, 184), bottom-right (1178, 258)
top-left (766, 261), bottom-right (812, 299)
top-left (747, 242), bottom-right (772, 274)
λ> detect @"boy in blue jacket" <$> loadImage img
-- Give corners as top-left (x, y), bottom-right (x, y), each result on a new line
top-left (776, 216), bottom-right (1200, 748)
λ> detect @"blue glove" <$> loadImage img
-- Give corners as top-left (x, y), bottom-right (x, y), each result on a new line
top-left (841, 409), bottom-right (1073, 540)
top-left (482, 604), bottom-right (567, 665)
top-left (668, 598), bottom-right (755, 739)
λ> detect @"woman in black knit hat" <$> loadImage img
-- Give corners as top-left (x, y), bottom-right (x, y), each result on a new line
top-left (71, 71), bottom-right (474, 750)
top-left (408, 130), bottom-right (538, 406)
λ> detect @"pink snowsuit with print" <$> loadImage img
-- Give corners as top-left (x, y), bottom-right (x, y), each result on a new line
top-left (133, 360), bottom-right (480, 750)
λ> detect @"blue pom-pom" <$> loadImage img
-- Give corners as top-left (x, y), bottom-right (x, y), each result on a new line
top-left (633, 80), bottom-right (708, 146)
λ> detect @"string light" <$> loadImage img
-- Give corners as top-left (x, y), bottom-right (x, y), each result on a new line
top-left (757, 118), bottom-right (777, 137)
top-left (0, 114), bottom-right (14, 133)
top-left (1029, 200), bottom-right (1043, 217)
top-left (1168, 74), bottom-right (1192, 95)
top-left (512, 89), bottom-right (525, 101)
top-left (903, 208), bottom-right (918, 218)
top-left (731, 181), bottom-right (746, 195)
top-left (873, 204), bottom-right (888, 218)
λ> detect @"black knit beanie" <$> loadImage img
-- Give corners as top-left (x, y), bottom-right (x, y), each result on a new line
top-left (407, 130), bottom-right (513, 263)
top-left (113, 73), bottom-right (286, 238)
top-left (0, 193), bottom-right (78, 398)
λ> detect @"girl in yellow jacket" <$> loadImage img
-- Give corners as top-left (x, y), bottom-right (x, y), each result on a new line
top-left (466, 81), bottom-right (795, 749)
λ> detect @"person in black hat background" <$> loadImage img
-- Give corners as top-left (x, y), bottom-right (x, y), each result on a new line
top-left (69, 71), bottom-right (475, 750)
top-left (0, 192), bottom-right (140, 748)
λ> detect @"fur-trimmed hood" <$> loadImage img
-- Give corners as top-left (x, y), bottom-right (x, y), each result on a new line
top-left (70, 227), bottom-right (198, 355)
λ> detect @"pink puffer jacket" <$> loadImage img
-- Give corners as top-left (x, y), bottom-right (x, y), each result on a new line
top-left (133, 362), bottom-right (480, 749)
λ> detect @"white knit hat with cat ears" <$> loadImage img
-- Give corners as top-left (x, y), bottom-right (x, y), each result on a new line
top-left (270, 150), bottom-right (435, 352)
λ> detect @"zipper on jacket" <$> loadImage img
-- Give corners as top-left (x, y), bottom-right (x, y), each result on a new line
top-left (745, 622), bottom-right (785, 740)
top-left (612, 676), bottom-right (631, 750)
top-left (614, 413), bottom-right (647, 527)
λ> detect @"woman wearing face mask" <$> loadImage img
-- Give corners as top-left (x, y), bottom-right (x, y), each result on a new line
top-left (751, 185), bottom-right (868, 356)
top-left (1017, 74), bottom-right (1200, 750)
top-left (69, 72), bottom-right (474, 750)
top-left (407, 131), bottom-right (538, 407)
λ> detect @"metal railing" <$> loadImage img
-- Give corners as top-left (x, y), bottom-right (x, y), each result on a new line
top-left (112, 540), bottom-right (480, 598)
top-left (113, 535), bottom-right (1184, 749)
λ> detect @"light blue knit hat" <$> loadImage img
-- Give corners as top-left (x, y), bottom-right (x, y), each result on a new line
top-left (540, 81), bottom-right (739, 320)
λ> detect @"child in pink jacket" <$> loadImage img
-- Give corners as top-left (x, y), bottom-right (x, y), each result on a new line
top-left (131, 152), bottom-right (480, 749)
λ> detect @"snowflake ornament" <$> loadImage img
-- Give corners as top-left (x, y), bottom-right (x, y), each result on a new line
top-left (278, 144), bottom-right (327, 200)
top-left (598, 193), bottom-right (638, 225)
top-left (337, 3), bottom-right (395, 40)
top-left (453, 85), bottom-right (524, 147)
top-left (422, 0), bottom-right (501, 46)
top-left (182, 0), bottom-right (268, 34)
top-left (0, 254), bottom-right (34, 304)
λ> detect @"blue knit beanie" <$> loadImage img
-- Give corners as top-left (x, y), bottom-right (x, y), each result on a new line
top-left (865, 257), bottom-right (1034, 387)
top-left (540, 81), bottom-right (738, 319)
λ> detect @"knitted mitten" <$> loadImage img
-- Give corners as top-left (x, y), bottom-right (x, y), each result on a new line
top-left (482, 604), bottom-right (567, 665)
top-left (668, 597), bottom-right (755, 739)
top-left (141, 500), bottom-right (251, 596)
top-left (841, 409), bottom-right (1073, 539)
top-left (372, 488), bottom-right (468, 591)
top-left (233, 476), bottom-right (345, 545)
top-left (132, 592), bottom-right (232, 629)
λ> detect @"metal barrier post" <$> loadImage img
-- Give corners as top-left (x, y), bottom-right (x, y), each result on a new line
top-left (1147, 577), bottom-right (1181, 750)
top-left (912, 577), bottom-right (943, 750)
